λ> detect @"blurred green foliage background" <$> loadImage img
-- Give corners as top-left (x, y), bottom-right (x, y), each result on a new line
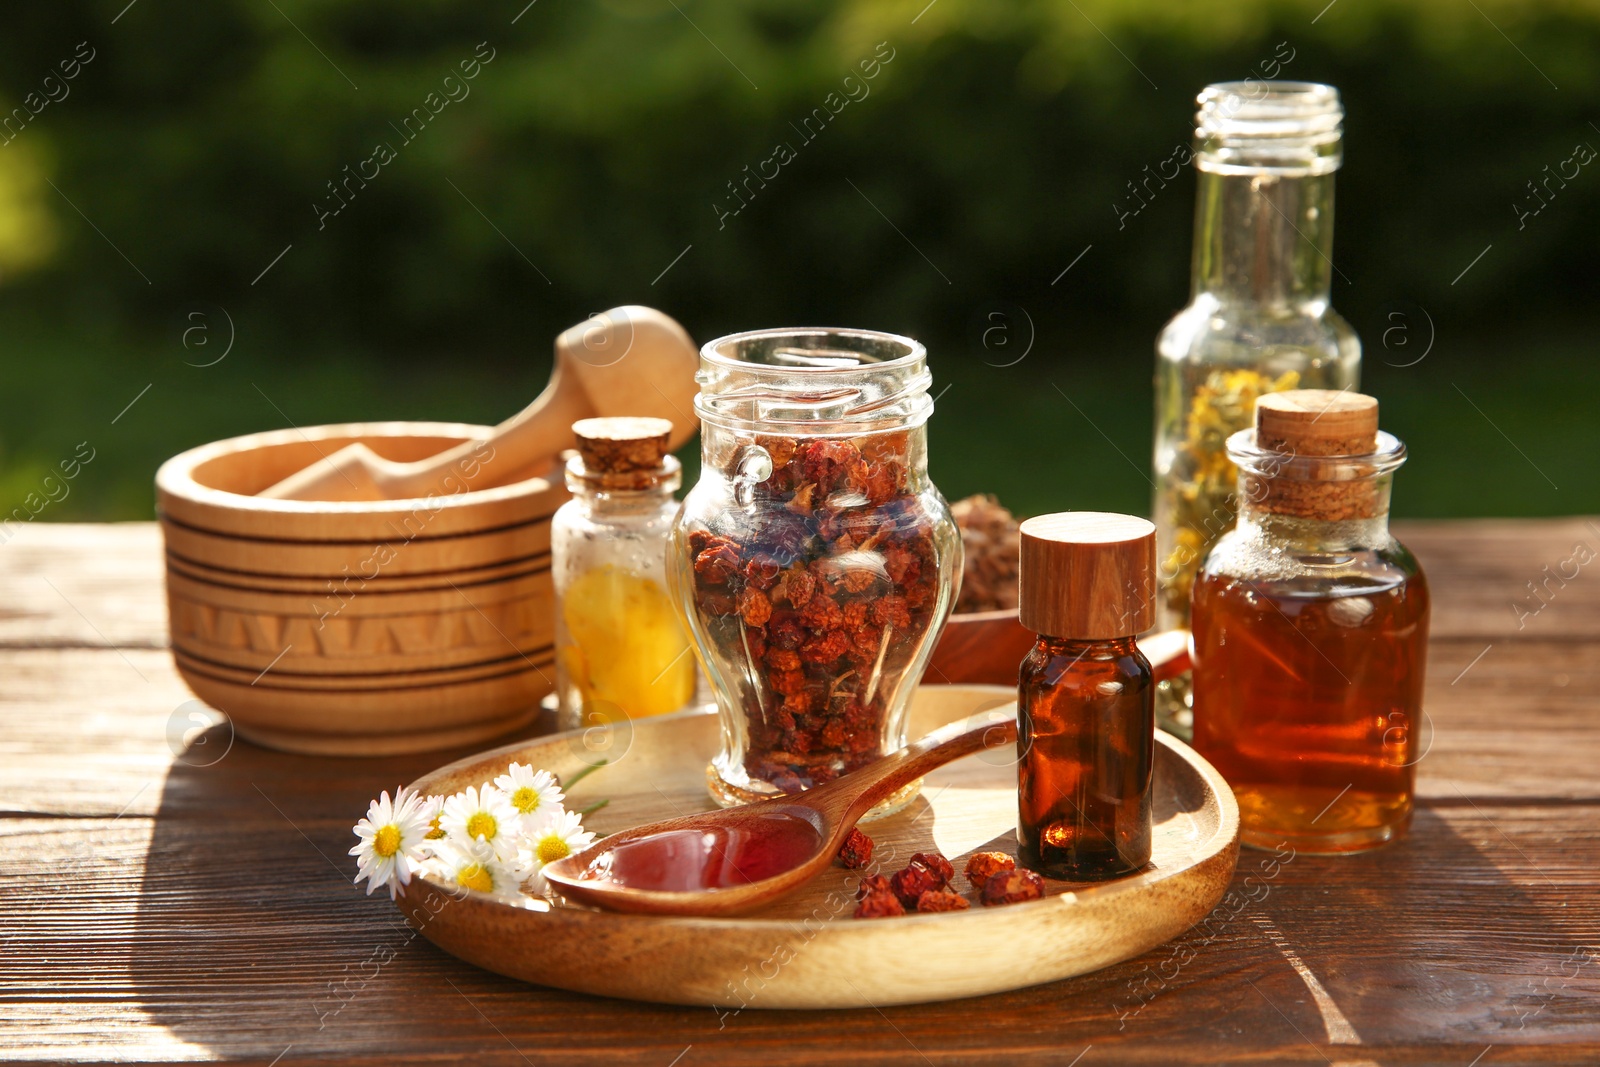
top-left (0, 0), bottom-right (1594, 522)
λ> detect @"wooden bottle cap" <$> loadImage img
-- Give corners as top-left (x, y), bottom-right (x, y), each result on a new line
top-left (1018, 512), bottom-right (1156, 640)
top-left (1256, 389), bottom-right (1378, 457)
top-left (572, 417), bottom-right (674, 474)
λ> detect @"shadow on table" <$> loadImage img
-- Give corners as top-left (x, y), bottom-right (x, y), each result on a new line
top-left (127, 717), bottom-right (620, 1060)
top-left (130, 725), bottom-right (1600, 1060)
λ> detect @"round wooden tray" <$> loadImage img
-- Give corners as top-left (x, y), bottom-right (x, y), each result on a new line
top-left (397, 685), bottom-right (1240, 1009)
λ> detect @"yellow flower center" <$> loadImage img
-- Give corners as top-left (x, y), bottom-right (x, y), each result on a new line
top-left (511, 786), bottom-right (540, 814)
top-left (457, 863), bottom-right (494, 893)
top-left (465, 811), bottom-right (498, 841)
top-left (373, 824), bottom-right (401, 858)
top-left (426, 815), bottom-right (446, 840)
top-left (535, 836), bottom-right (570, 865)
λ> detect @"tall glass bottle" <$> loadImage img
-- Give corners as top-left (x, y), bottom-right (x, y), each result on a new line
top-left (1153, 82), bottom-right (1361, 724)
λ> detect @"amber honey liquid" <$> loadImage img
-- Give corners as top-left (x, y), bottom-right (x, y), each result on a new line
top-left (1192, 570), bottom-right (1429, 853)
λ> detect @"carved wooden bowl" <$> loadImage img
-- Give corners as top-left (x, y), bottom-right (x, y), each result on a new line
top-left (156, 422), bottom-right (566, 756)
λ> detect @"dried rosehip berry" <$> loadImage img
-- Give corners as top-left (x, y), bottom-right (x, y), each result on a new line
top-left (820, 719), bottom-right (848, 748)
top-left (696, 588), bottom-right (737, 616)
top-left (981, 868), bottom-right (1045, 907)
top-left (756, 435), bottom-right (797, 469)
top-left (855, 873), bottom-right (891, 900)
top-left (773, 569), bottom-right (816, 609)
top-left (870, 595), bottom-right (911, 629)
top-left (909, 852), bottom-right (954, 887)
top-left (799, 595), bottom-right (843, 632)
top-left (800, 630), bottom-right (850, 664)
top-left (915, 890), bottom-right (970, 913)
top-left (853, 890), bottom-right (905, 919)
top-left (964, 851), bottom-right (1016, 889)
top-left (764, 647), bottom-right (801, 671)
top-left (836, 827), bottom-right (874, 869)
top-left (687, 529), bottom-right (715, 555)
top-left (840, 600), bottom-right (870, 631)
top-left (694, 541), bottom-right (741, 585)
top-left (780, 691), bottom-right (813, 716)
top-left (737, 586), bottom-right (773, 627)
top-left (769, 669), bottom-right (807, 696)
top-left (743, 553), bottom-right (782, 590)
top-left (766, 614), bottom-right (804, 651)
top-left (889, 863), bottom-right (944, 908)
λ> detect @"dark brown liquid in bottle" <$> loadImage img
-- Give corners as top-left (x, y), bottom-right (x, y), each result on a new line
top-left (580, 812), bottom-right (822, 892)
top-left (1017, 636), bottom-right (1154, 880)
top-left (1192, 571), bottom-right (1429, 852)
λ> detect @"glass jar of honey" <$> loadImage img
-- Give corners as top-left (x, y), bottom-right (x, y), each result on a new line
top-left (1191, 389), bottom-right (1429, 853)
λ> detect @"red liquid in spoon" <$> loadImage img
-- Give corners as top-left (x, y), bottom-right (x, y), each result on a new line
top-left (581, 812), bottom-right (823, 892)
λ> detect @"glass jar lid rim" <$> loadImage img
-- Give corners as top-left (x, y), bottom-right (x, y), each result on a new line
top-left (700, 326), bottom-right (925, 372)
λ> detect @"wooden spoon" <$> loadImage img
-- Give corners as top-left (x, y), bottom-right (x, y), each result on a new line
top-left (259, 306), bottom-right (700, 501)
top-left (542, 630), bottom-right (1192, 917)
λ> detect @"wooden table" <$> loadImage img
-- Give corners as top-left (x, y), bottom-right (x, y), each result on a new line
top-left (3, 520), bottom-right (1597, 1065)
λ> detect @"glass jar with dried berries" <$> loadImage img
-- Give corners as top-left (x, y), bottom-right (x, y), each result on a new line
top-left (670, 328), bottom-right (961, 815)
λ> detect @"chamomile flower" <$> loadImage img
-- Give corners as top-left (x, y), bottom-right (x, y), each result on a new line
top-left (521, 808), bottom-right (597, 889)
top-left (493, 762), bottom-right (565, 822)
top-left (421, 794), bottom-right (447, 840)
top-left (425, 839), bottom-right (534, 905)
top-left (440, 785), bottom-right (520, 861)
top-left (349, 785), bottom-right (433, 899)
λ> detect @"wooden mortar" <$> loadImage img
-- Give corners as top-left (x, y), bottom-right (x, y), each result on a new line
top-left (156, 421), bottom-right (567, 756)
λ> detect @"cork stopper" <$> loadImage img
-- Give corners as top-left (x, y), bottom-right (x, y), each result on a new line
top-left (1256, 390), bottom-right (1378, 456)
top-left (1250, 390), bottom-right (1381, 520)
top-left (1018, 512), bottom-right (1156, 640)
top-left (573, 416), bottom-right (672, 469)
top-left (570, 417), bottom-right (675, 489)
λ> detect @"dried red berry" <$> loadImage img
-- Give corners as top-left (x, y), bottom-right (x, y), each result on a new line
top-left (696, 588), bottom-right (737, 616)
top-left (773, 569), bottom-right (816, 609)
top-left (737, 586), bottom-right (773, 627)
top-left (769, 669), bottom-right (807, 696)
top-left (964, 851), bottom-right (1016, 889)
top-left (870, 595), bottom-right (911, 630)
top-left (855, 873), bottom-right (891, 900)
top-left (981, 868), bottom-right (1045, 907)
top-left (694, 541), bottom-right (741, 585)
top-left (853, 890), bottom-right (905, 919)
top-left (800, 630), bottom-right (850, 665)
top-left (889, 863), bottom-right (944, 908)
top-left (915, 890), bottom-right (970, 913)
top-left (909, 852), bottom-right (954, 887)
top-left (743, 553), bottom-right (782, 590)
top-left (836, 827), bottom-right (874, 869)
top-left (767, 616), bottom-right (805, 651)
top-left (764, 647), bottom-right (801, 671)
top-left (800, 595), bottom-right (843, 632)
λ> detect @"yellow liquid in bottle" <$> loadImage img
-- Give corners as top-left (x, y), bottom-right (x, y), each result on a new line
top-left (562, 565), bottom-right (696, 718)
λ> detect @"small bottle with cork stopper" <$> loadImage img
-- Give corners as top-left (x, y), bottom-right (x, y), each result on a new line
top-left (1190, 389), bottom-right (1430, 853)
top-left (1016, 512), bottom-right (1159, 881)
top-left (551, 417), bottom-right (698, 732)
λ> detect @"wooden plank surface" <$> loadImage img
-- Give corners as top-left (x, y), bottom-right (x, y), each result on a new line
top-left (1, 522), bottom-right (1598, 1065)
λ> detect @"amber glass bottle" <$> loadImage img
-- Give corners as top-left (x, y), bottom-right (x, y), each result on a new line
top-left (1191, 390), bottom-right (1429, 853)
top-left (1016, 513), bottom-right (1157, 880)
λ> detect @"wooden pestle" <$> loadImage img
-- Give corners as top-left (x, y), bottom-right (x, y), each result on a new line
top-left (259, 307), bottom-right (701, 502)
